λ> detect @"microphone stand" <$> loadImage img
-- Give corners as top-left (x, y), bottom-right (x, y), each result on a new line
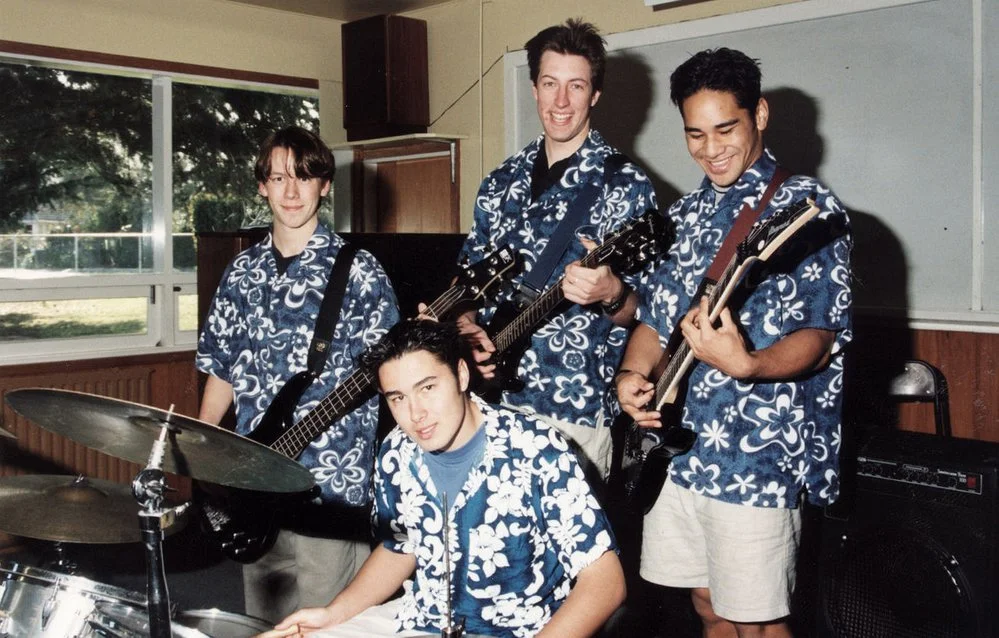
top-left (131, 409), bottom-right (188, 638)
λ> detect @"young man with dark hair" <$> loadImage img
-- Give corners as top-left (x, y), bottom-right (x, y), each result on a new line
top-left (196, 126), bottom-right (400, 622)
top-left (617, 48), bottom-right (852, 637)
top-left (455, 19), bottom-right (658, 483)
top-left (273, 320), bottom-right (625, 637)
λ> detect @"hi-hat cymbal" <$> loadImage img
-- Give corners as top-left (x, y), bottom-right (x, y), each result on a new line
top-left (0, 474), bottom-right (186, 544)
top-left (4, 388), bottom-right (314, 494)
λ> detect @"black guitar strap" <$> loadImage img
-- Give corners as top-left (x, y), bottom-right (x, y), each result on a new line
top-left (520, 153), bottom-right (629, 297)
top-left (306, 243), bottom-right (358, 377)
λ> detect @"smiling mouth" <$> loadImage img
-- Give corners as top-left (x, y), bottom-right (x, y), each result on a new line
top-left (551, 113), bottom-right (572, 124)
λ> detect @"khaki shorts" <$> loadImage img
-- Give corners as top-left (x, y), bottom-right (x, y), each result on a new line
top-left (640, 477), bottom-right (802, 623)
top-left (503, 405), bottom-right (612, 482)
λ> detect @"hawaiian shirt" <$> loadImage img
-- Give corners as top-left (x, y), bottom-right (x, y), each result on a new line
top-left (373, 397), bottom-right (617, 637)
top-left (636, 149), bottom-right (852, 507)
top-left (459, 129), bottom-right (658, 428)
top-left (196, 224), bottom-right (400, 505)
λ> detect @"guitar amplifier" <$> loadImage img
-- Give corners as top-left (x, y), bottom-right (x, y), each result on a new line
top-left (815, 429), bottom-right (999, 637)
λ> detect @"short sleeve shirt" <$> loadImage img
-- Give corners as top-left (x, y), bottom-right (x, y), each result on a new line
top-left (196, 224), bottom-right (400, 505)
top-left (459, 129), bottom-right (659, 427)
top-left (373, 397), bottom-right (617, 637)
top-left (636, 150), bottom-right (853, 507)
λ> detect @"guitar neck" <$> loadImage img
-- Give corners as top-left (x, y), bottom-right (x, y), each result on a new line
top-left (652, 252), bottom-right (756, 409)
top-left (493, 249), bottom-right (603, 353)
top-left (270, 368), bottom-right (375, 459)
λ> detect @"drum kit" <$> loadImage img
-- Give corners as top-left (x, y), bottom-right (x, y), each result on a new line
top-left (0, 388), bottom-right (316, 638)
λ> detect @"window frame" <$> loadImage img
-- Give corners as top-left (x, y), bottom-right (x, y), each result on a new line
top-left (0, 42), bottom-right (319, 366)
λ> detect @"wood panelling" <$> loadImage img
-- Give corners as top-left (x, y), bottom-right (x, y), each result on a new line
top-left (0, 351), bottom-right (199, 549)
top-left (846, 318), bottom-right (999, 442)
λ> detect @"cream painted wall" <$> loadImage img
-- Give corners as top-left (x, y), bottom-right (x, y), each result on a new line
top-left (407, 0), bottom-right (798, 231)
top-left (0, 0), bottom-right (346, 143)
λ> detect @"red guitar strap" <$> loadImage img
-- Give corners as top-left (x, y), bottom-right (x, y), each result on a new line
top-left (703, 167), bottom-right (792, 284)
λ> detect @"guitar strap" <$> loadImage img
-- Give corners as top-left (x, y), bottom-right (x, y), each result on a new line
top-left (306, 243), bottom-right (358, 377)
top-left (702, 167), bottom-right (792, 287)
top-left (520, 153), bottom-right (629, 297)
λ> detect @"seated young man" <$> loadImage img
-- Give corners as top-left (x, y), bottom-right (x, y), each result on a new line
top-left (273, 320), bottom-right (625, 638)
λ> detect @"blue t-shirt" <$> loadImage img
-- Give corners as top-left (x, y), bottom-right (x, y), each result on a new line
top-left (423, 422), bottom-right (487, 507)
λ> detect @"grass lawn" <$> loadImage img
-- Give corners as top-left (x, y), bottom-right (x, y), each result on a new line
top-left (0, 296), bottom-right (199, 340)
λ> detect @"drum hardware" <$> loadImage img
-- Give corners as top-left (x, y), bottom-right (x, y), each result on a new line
top-left (3, 388), bottom-right (318, 638)
top-left (440, 493), bottom-right (464, 638)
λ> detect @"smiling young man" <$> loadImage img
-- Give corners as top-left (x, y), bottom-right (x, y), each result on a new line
top-left (616, 49), bottom-right (852, 636)
top-left (454, 19), bottom-right (657, 485)
top-left (196, 126), bottom-right (399, 623)
top-left (273, 320), bottom-right (624, 637)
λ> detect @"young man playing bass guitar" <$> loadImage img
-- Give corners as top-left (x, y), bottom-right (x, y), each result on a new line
top-left (196, 127), bottom-right (400, 623)
top-left (616, 48), bottom-right (853, 637)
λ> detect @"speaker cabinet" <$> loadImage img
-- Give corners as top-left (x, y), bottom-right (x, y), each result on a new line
top-left (341, 15), bottom-right (428, 141)
top-left (817, 430), bottom-right (999, 637)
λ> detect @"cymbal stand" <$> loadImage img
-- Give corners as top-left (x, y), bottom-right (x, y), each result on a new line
top-left (131, 413), bottom-right (187, 638)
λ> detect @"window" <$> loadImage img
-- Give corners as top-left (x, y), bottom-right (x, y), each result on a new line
top-left (0, 55), bottom-right (318, 364)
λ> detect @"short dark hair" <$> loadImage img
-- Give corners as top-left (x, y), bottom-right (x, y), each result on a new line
top-left (669, 47), bottom-right (762, 117)
top-left (525, 18), bottom-right (607, 93)
top-left (253, 126), bottom-right (335, 184)
top-left (360, 320), bottom-right (463, 383)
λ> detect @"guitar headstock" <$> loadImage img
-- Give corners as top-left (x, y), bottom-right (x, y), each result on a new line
top-left (586, 208), bottom-right (675, 274)
top-left (448, 245), bottom-right (521, 307)
top-left (739, 196), bottom-right (819, 263)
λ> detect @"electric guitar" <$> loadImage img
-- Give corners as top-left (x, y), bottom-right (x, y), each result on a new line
top-left (197, 246), bottom-right (521, 562)
top-left (625, 197), bottom-right (821, 515)
top-left (483, 209), bottom-right (674, 395)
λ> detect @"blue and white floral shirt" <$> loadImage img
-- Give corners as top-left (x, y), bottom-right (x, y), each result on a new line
top-left (636, 150), bottom-right (852, 507)
top-left (373, 397), bottom-right (617, 637)
top-left (196, 224), bottom-right (400, 505)
top-left (459, 129), bottom-right (658, 428)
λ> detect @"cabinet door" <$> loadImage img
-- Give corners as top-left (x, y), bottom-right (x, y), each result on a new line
top-left (350, 141), bottom-right (459, 233)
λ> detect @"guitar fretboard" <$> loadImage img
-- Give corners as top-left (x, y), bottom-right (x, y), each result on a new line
top-left (493, 245), bottom-right (608, 353)
top-left (269, 283), bottom-right (469, 459)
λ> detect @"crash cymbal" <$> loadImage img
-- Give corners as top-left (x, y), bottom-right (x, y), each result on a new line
top-left (4, 389), bottom-right (314, 494)
top-left (0, 474), bottom-right (186, 544)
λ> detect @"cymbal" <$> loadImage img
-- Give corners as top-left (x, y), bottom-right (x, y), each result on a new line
top-left (4, 388), bottom-right (314, 494)
top-left (0, 474), bottom-right (186, 544)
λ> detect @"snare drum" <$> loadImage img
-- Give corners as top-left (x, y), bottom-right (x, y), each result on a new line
top-left (91, 604), bottom-right (270, 638)
top-left (175, 609), bottom-right (271, 638)
top-left (0, 561), bottom-right (146, 638)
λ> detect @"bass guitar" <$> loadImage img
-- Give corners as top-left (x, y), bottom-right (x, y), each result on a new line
top-left (198, 246), bottom-right (520, 562)
top-left (484, 209), bottom-right (673, 395)
top-left (625, 197), bottom-right (821, 515)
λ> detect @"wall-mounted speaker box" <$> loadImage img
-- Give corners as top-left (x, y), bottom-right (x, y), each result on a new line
top-left (816, 429), bottom-right (999, 637)
top-left (341, 14), bottom-right (429, 142)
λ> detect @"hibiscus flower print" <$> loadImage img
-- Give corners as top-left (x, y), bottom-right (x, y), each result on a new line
top-left (680, 456), bottom-right (722, 496)
top-left (552, 373), bottom-right (593, 410)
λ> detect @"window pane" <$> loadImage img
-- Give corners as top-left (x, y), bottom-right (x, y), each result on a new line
top-left (172, 83), bottom-right (320, 243)
top-left (0, 298), bottom-right (148, 341)
top-left (177, 292), bottom-right (198, 333)
top-left (0, 61), bottom-right (152, 278)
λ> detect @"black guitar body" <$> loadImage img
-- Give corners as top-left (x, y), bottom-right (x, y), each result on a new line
top-left (196, 371), bottom-right (317, 564)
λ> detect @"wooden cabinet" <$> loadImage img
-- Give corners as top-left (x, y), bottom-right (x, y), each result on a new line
top-left (342, 15), bottom-right (428, 141)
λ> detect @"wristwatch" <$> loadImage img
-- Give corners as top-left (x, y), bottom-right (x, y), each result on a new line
top-left (601, 282), bottom-right (630, 316)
